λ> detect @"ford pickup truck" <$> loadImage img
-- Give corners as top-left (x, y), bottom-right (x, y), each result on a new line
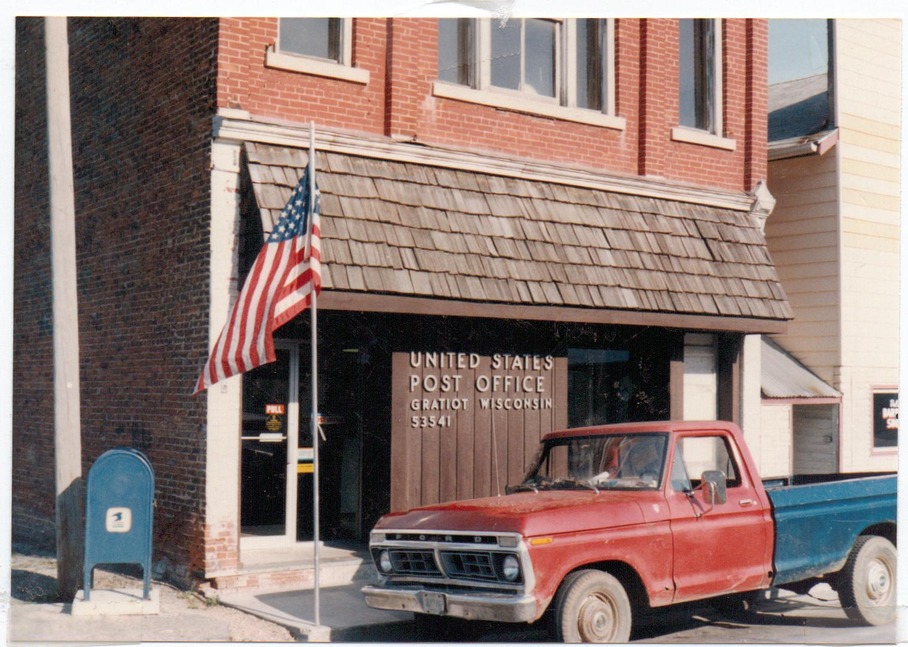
top-left (363, 421), bottom-right (896, 642)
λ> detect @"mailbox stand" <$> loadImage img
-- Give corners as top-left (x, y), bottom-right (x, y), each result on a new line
top-left (82, 448), bottom-right (155, 601)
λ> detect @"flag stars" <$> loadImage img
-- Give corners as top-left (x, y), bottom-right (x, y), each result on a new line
top-left (196, 164), bottom-right (322, 393)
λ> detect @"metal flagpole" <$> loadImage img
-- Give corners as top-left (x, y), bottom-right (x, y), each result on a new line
top-left (308, 122), bottom-right (321, 627)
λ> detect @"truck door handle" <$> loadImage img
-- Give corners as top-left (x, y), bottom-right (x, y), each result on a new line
top-left (739, 499), bottom-right (756, 507)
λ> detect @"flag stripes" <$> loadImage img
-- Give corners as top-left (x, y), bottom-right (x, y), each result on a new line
top-left (195, 166), bottom-right (320, 393)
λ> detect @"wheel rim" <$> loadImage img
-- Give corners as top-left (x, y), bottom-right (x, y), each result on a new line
top-left (865, 557), bottom-right (894, 605)
top-left (577, 592), bottom-right (619, 642)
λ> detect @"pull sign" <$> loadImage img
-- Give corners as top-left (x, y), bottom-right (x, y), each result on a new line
top-left (105, 507), bottom-right (132, 533)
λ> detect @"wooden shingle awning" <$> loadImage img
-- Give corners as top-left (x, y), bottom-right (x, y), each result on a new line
top-left (243, 142), bottom-right (793, 334)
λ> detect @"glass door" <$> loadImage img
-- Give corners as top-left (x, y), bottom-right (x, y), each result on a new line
top-left (239, 338), bottom-right (365, 546)
top-left (296, 345), bottom-right (364, 542)
top-left (240, 345), bottom-right (299, 545)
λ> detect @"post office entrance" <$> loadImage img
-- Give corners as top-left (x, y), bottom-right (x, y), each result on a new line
top-left (239, 340), bottom-right (366, 546)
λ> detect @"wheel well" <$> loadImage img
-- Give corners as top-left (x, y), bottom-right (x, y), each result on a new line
top-left (860, 523), bottom-right (896, 547)
top-left (562, 561), bottom-right (651, 611)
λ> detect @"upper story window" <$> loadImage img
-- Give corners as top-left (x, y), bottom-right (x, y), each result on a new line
top-left (266, 18), bottom-right (369, 85)
top-left (678, 18), bottom-right (716, 132)
top-left (436, 18), bottom-right (624, 130)
top-left (673, 19), bottom-right (734, 150)
top-left (489, 18), bottom-right (557, 99)
top-left (279, 18), bottom-right (344, 62)
top-left (574, 18), bottom-right (609, 112)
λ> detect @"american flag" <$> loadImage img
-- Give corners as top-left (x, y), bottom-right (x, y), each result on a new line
top-left (195, 166), bottom-right (321, 393)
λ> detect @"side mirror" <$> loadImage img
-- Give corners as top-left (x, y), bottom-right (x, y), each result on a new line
top-left (701, 470), bottom-right (728, 505)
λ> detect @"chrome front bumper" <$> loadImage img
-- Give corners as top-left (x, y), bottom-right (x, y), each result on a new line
top-left (361, 584), bottom-right (538, 623)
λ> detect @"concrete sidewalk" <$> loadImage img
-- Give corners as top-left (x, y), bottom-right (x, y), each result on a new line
top-left (219, 583), bottom-right (413, 641)
top-left (6, 581), bottom-right (412, 644)
top-left (7, 543), bottom-right (411, 644)
top-left (7, 577), bottom-right (409, 644)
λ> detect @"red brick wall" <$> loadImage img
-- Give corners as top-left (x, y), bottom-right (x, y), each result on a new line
top-left (13, 18), bottom-right (57, 549)
top-left (14, 17), bottom-right (216, 585)
top-left (637, 19), bottom-right (766, 191)
top-left (743, 20), bottom-right (769, 188)
top-left (638, 19), bottom-right (672, 179)
top-left (217, 17), bottom-right (767, 193)
top-left (216, 17), bottom-right (388, 133)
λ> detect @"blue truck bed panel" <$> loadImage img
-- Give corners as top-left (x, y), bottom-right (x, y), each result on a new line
top-left (767, 474), bottom-right (896, 586)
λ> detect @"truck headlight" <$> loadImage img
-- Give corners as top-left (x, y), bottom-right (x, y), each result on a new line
top-left (378, 550), bottom-right (393, 574)
top-left (501, 554), bottom-right (520, 582)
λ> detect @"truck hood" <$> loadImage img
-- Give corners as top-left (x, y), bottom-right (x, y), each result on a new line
top-left (375, 491), bottom-right (646, 538)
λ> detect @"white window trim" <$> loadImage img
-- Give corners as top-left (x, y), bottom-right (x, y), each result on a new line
top-left (266, 19), bottom-right (369, 85)
top-left (434, 18), bottom-right (625, 131)
top-left (671, 125), bottom-right (736, 150)
top-left (433, 81), bottom-right (626, 130)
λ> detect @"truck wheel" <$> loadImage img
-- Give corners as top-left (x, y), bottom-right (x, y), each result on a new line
top-left (554, 569), bottom-right (632, 643)
top-left (837, 536), bottom-right (896, 626)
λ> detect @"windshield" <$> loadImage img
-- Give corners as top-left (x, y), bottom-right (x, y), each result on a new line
top-left (514, 433), bottom-right (668, 492)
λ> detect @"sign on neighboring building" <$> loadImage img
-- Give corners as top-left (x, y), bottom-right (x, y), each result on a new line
top-left (873, 392), bottom-right (899, 448)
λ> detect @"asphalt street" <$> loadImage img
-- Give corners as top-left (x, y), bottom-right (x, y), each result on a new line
top-left (260, 583), bottom-right (899, 643)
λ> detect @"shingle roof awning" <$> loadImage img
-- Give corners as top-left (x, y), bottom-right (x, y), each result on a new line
top-left (243, 142), bottom-right (793, 327)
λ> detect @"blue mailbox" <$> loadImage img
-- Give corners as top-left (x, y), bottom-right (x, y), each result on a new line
top-left (83, 448), bottom-right (154, 601)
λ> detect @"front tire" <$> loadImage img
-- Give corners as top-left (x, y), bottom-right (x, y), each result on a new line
top-left (837, 535), bottom-right (896, 626)
top-left (554, 569), bottom-right (632, 643)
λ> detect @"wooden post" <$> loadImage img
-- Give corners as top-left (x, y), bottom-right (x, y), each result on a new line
top-left (45, 15), bottom-right (84, 600)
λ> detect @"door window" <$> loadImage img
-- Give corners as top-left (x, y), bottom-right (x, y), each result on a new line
top-left (241, 349), bottom-right (291, 537)
top-left (673, 435), bottom-right (741, 488)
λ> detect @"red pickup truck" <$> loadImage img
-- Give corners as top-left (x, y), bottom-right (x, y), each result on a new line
top-left (363, 421), bottom-right (897, 642)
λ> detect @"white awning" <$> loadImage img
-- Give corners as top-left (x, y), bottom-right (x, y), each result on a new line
top-left (761, 337), bottom-right (840, 400)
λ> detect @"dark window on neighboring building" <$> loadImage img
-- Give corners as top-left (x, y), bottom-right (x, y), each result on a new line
top-left (679, 18), bottom-right (717, 132)
top-left (768, 19), bottom-right (832, 141)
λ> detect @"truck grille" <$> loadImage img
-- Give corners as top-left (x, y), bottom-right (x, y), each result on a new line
top-left (389, 550), bottom-right (442, 576)
top-left (440, 551), bottom-right (496, 580)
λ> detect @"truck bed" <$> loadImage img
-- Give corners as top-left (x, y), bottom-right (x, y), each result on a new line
top-left (765, 473), bottom-right (896, 586)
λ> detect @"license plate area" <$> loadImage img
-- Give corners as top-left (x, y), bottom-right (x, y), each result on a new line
top-left (419, 591), bottom-right (447, 615)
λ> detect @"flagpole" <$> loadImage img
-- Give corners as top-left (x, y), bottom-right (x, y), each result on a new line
top-left (308, 122), bottom-right (321, 628)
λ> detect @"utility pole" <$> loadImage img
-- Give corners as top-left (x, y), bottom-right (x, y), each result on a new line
top-left (45, 15), bottom-right (84, 600)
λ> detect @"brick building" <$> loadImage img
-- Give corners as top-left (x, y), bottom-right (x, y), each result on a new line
top-left (15, 17), bottom-right (791, 590)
